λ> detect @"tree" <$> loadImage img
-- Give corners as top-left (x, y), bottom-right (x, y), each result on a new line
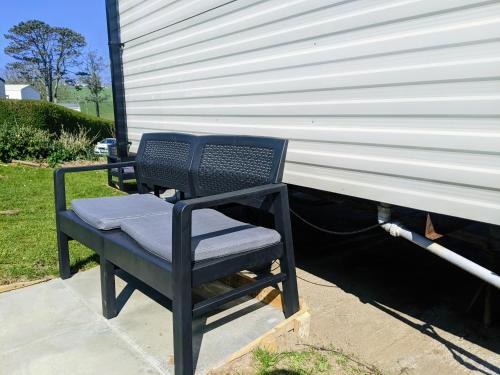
top-left (76, 51), bottom-right (108, 117)
top-left (4, 20), bottom-right (86, 102)
top-left (1, 65), bottom-right (25, 83)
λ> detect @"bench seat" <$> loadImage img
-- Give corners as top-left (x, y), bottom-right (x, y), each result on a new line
top-left (71, 194), bottom-right (280, 263)
top-left (71, 194), bottom-right (172, 230)
top-left (110, 166), bottom-right (135, 175)
top-left (120, 209), bottom-right (280, 262)
top-left (58, 209), bottom-right (283, 294)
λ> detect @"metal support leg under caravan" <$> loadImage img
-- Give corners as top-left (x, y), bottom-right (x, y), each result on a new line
top-left (377, 204), bottom-right (500, 290)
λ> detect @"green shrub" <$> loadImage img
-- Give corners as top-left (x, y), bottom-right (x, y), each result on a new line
top-left (0, 121), bottom-right (53, 161)
top-left (0, 99), bottom-right (113, 139)
top-left (59, 126), bottom-right (98, 160)
top-left (0, 121), bottom-right (100, 166)
top-left (46, 143), bottom-right (75, 167)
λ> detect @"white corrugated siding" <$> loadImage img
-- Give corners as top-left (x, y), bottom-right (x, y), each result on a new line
top-left (118, 0), bottom-right (500, 225)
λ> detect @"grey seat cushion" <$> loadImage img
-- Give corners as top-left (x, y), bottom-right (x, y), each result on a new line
top-left (71, 194), bottom-right (172, 230)
top-left (111, 166), bottom-right (135, 174)
top-left (120, 209), bottom-right (281, 262)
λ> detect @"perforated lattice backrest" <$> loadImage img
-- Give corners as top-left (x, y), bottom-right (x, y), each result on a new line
top-left (192, 135), bottom-right (287, 197)
top-left (135, 133), bottom-right (197, 194)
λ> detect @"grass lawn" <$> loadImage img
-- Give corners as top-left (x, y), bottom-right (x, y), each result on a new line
top-left (0, 163), bottom-right (125, 285)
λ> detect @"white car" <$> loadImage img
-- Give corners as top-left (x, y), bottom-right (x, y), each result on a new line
top-left (94, 138), bottom-right (117, 155)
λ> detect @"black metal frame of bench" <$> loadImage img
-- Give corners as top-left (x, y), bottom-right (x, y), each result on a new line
top-left (107, 144), bottom-right (136, 191)
top-left (54, 133), bottom-right (300, 375)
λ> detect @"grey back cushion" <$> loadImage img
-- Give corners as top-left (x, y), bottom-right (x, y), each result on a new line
top-left (120, 209), bottom-right (281, 262)
top-left (71, 194), bottom-right (173, 230)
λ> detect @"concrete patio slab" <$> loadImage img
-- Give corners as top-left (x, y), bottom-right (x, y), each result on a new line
top-left (0, 268), bottom-right (285, 375)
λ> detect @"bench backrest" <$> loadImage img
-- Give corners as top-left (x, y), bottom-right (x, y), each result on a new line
top-left (134, 133), bottom-right (287, 196)
top-left (135, 133), bottom-right (197, 195)
top-left (192, 135), bottom-right (287, 197)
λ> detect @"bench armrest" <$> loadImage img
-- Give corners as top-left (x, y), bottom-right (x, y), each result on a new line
top-left (174, 183), bottom-right (285, 212)
top-left (171, 183), bottom-right (287, 269)
top-left (107, 155), bottom-right (136, 163)
top-left (54, 161), bottom-right (136, 212)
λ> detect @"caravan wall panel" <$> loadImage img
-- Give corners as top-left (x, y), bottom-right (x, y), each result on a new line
top-left (117, 0), bottom-right (500, 225)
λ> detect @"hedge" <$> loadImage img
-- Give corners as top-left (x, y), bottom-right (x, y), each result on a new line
top-left (0, 99), bottom-right (114, 139)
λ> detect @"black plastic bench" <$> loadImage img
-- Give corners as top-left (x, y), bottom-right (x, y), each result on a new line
top-left (54, 132), bottom-right (300, 375)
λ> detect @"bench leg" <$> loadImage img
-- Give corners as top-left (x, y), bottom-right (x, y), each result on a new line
top-left (280, 254), bottom-right (300, 318)
top-left (118, 174), bottom-right (125, 191)
top-left (173, 288), bottom-right (193, 374)
top-left (107, 170), bottom-right (113, 187)
top-left (57, 231), bottom-right (71, 279)
top-left (275, 187), bottom-right (300, 318)
top-left (100, 258), bottom-right (117, 319)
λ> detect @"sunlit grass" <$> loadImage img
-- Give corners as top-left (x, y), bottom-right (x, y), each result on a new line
top-left (252, 345), bottom-right (383, 375)
top-left (0, 163), bottom-right (124, 284)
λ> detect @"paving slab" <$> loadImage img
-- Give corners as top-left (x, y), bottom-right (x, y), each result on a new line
top-left (0, 268), bottom-right (285, 375)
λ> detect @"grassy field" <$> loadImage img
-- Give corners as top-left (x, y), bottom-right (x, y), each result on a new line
top-left (79, 99), bottom-right (114, 120)
top-left (58, 86), bottom-right (114, 121)
top-left (0, 163), bottom-right (124, 284)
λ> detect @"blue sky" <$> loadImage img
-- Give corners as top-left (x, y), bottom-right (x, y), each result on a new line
top-left (0, 0), bottom-right (110, 74)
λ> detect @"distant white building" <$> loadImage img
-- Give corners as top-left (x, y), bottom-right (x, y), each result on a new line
top-left (0, 78), bottom-right (5, 99)
top-left (5, 84), bottom-right (41, 100)
top-left (59, 102), bottom-right (81, 112)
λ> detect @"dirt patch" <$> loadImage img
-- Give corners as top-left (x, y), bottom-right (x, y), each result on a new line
top-left (9, 159), bottom-right (105, 169)
top-left (0, 209), bottom-right (21, 216)
top-left (61, 159), bottom-right (106, 167)
top-left (211, 333), bottom-right (383, 375)
top-left (0, 277), bottom-right (54, 294)
top-left (11, 160), bottom-right (49, 168)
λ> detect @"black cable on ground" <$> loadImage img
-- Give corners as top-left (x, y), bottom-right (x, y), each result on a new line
top-left (296, 274), bottom-right (339, 288)
top-left (290, 208), bottom-right (390, 235)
